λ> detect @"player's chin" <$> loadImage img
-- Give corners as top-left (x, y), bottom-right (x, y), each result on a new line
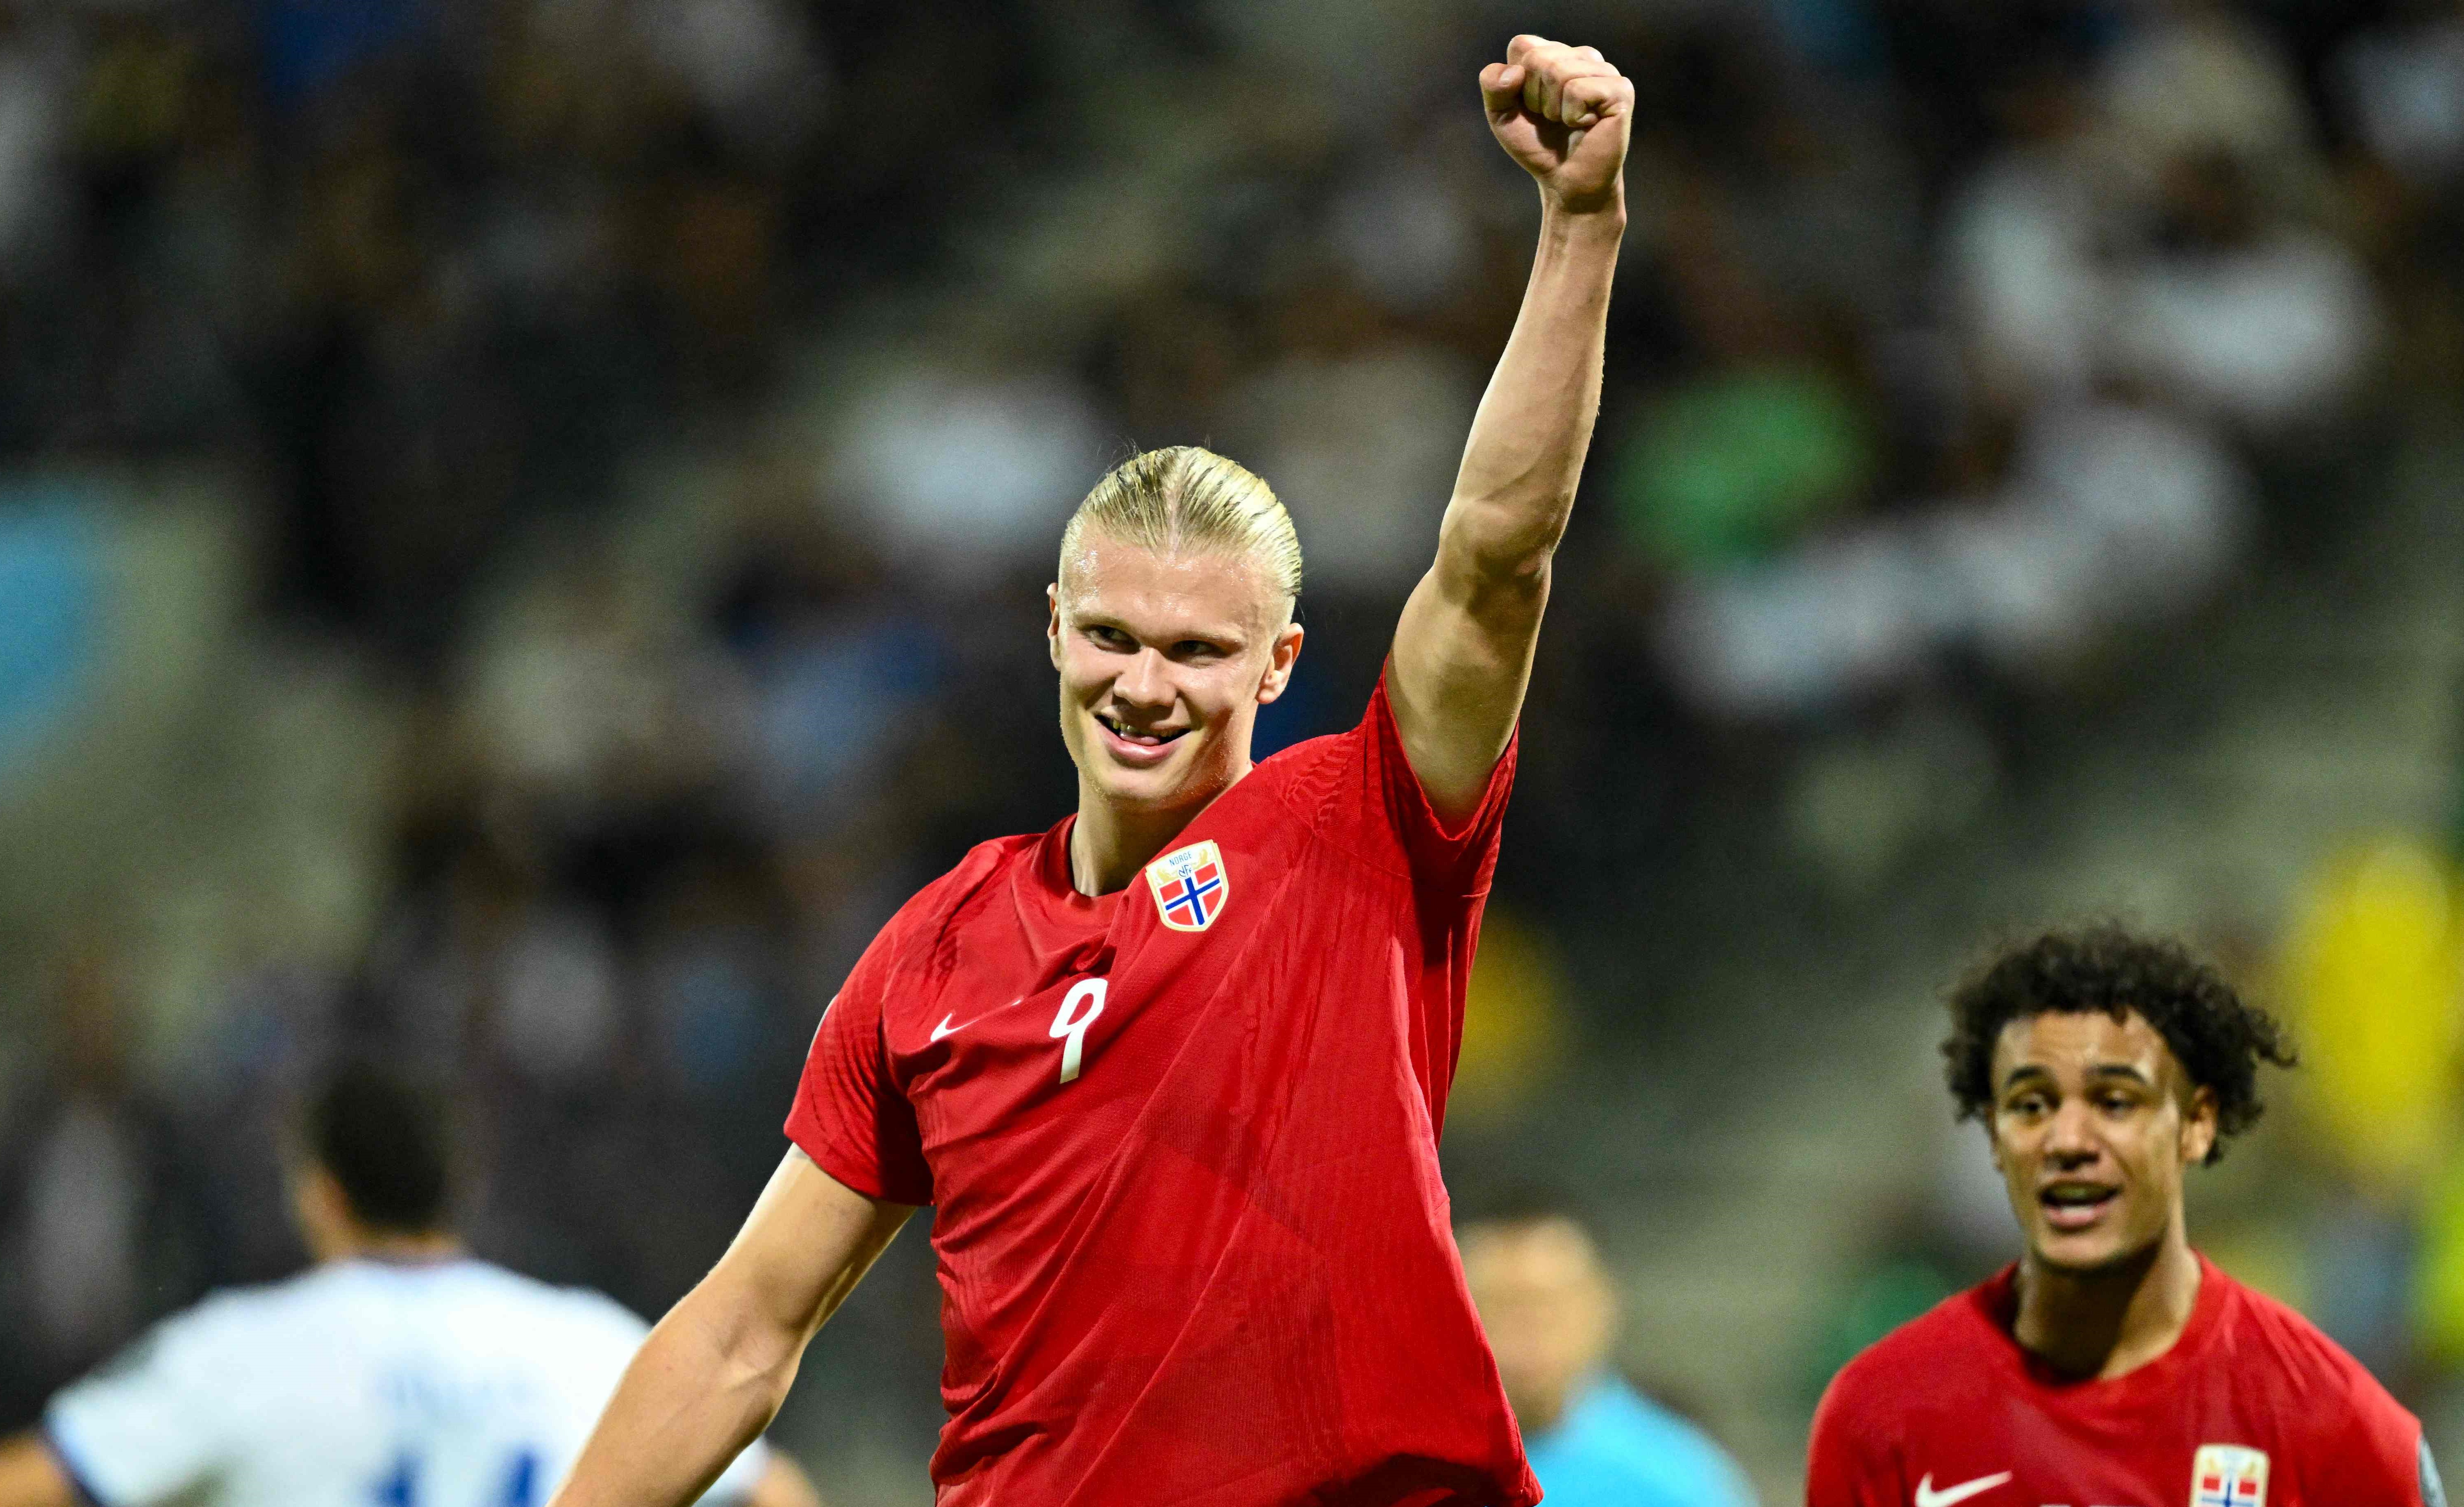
top-left (2027, 1221), bottom-right (2154, 1277)
top-left (1088, 742), bottom-right (1204, 806)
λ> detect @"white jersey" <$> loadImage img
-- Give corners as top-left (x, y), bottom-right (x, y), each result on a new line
top-left (43, 1257), bottom-right (769, 1507)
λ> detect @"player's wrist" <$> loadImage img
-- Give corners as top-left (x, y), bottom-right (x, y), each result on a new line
top-left (1537, 186), bottom-right (1626, 236)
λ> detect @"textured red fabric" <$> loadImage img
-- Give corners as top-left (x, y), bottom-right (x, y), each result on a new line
top-left (1808, 1255), bottom-right (2424, 1506)
top-left (787, 676), bottom-right (1537, 1507)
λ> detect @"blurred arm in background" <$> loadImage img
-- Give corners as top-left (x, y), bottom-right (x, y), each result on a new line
top-left (1388, 34), bottom-right (1630, 815)
top-left (745, 1454), bottom-right (824, 1507)
top-left (550, 1151), bottom-right (913, 1507)
top-left (0, 1436), bottom-right (73, 1507)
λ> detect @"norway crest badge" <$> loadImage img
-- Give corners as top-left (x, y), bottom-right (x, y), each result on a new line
top-left (2191, 1445), bottom-right (2268, 1507)
top-left (1146, 840), bottom-right (1228, 933)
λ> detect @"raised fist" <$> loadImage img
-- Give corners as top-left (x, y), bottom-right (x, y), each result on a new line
top-left (1480, 35), bottom-right (1632, 214)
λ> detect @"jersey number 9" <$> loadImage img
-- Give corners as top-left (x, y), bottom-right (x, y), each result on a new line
top-left (1050, 979), bottom-right (1107, 1084)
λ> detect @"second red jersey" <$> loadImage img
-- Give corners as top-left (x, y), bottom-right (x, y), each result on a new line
top-left (787, 677), bottom-right (1537, 1507)
top-left (1807, 1255), bottom-right (2432, 1507)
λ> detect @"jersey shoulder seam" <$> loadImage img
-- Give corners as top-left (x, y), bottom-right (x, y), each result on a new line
top-left (1259, 731), bottom-right (1500, 896)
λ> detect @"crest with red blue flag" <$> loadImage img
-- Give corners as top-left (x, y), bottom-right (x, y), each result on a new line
top-left (1145, 840), bottom-right (1228, 933)
top-left (2190, 1445), bottom-right (2267, 1507)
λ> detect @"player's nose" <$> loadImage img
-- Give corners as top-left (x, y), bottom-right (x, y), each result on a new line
top-left (1113, 645), bottom-right (1174, 709)
top-left (2041, 1101), bottom-right (2102, 1161)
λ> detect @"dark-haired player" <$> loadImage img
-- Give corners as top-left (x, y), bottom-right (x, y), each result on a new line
top-left (0, 1066), bottom-right (818, 1507)
top-left (1807, 926), bottom-right (2441, 1507)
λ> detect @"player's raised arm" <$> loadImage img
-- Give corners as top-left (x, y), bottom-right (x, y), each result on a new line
top-left (549, 1151), bottom-right (912, 1507)
top-left (1389, 34), bottom-right (1630, 815)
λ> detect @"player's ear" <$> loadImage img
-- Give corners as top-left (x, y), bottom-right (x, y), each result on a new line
top-left (292, 1165), bottom-right (357, 1261)
top-left (1256, 619), bottom-right (1303, 704)
top-left (1047, 583), bottom-right (1064, 670)
top-left (2181, 1084), bottom-right (2219, 1166)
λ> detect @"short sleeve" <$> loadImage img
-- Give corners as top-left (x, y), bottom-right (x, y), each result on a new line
top-left (2315, 1364), bottom-right (2430, 1505)
top-left (43, 1311), bottom-right (232, 1505)
top-left (1350, 667), bottom-right (1517, 894)
top-left (785, 930), bottom-right (933, 1207)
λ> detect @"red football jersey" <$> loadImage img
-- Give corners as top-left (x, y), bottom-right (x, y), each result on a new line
top-left (787, 677), bottom-right (1537, 1507)
top-left (1807, 1255), bottom-right (2431, 1507)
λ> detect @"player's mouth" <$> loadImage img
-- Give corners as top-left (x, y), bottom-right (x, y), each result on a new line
top-left (1096, 712), bottom-right (1190, 766)
top-left (2039, 1181), bottom-right (2120, 1232)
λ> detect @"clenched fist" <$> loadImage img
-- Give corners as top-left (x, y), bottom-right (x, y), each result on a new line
top-left (1480, 35), bottom-right (1632, 215)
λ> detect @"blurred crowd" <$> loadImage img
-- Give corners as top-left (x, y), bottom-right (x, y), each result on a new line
top-left (5, 0), bottom-right (2464, 1489)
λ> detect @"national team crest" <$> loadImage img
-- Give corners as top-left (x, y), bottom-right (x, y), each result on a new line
top-left (1146, 840), bottom-right (1228, 933)
top-left (2191, 1445), bottom-right (2268, 1507)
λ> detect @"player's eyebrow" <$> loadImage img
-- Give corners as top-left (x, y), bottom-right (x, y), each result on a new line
top-left (2084, 1064), bottom-right (2154, 1086)
top-left (1999, 1062), bottom-right (2157, 1091)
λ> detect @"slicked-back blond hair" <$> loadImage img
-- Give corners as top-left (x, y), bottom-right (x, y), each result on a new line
top-left (1059, 446), bottom-right (1303, 611)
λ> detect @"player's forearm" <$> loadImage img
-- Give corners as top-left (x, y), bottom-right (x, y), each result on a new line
top-left (0, 1435), bottom-right (75, 1507)
top-left (1439, 197), bottom-right (1623, 589)
top-left (550, 1286), bottom-right (804, 1507)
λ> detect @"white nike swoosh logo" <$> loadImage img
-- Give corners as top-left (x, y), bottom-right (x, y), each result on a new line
top-left (1915, 1473), bottom-right (2012, 1507)
top-left (931, 1014), bottom-right (959, 1042)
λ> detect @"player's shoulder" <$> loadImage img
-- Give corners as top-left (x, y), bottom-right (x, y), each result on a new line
top-left (107, 1262), bottom-right (375, 1381)
top-left (264, 1258), bottom-right (647, 1348)
top-left (166, 1261), bottom-right (356, 1341)
top-left (2204, 1263), bottom-right (2413, 1425)
top-left (1241, 684), bottom-right (1411, 839)
top-left (1817, 1279), bottom-right (2009, 1430)
top-left (873, 833), bottom-right (1044, 942)
top-left (423, 1259), bottom-right (650, 1344)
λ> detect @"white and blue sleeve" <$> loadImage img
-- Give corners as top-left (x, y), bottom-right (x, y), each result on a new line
top-left (42, 1309), bottom-right (234, 1506)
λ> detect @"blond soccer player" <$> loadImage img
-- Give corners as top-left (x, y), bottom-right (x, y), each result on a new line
top-left (552, 33), bottom-right (1632, 1507)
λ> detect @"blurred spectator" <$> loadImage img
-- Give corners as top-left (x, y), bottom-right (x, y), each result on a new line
top-left (2, 944), bottom-right (191, 1403)
top-left (826, 368), bottom-right (1106, 581)
top-left (2283, 839), bottom-right (2462, 1194)
top-left (2341, 6), bottom-right (2464, 193)
top-left (1460, 1196), bottom-right (1757, 1507)
top-left (1223, 277), bottom-right (1482, 591)
top-left (2280, 840), bottom-right (2462, 1378)
top-left (1658, 400), bottom-right (2243, 715)
top-left (0, 5), bottom-right (73, 284)
top-left (0, 493), bottom-right (104, 774)
top-left (2105, 146), bottom-right (2378, 429)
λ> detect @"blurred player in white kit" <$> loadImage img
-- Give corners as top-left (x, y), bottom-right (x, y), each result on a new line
top-left (0, 1065), bottom-right (819, 1507)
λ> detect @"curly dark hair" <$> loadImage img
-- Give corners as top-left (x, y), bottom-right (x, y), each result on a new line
top-left (1941, 925), bottom-right (2296, 1164)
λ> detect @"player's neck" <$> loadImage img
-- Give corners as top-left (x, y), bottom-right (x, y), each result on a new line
top-left (2013, 1226), bottom-right (2201, 1381)
top-left (1071, 774), bottom-right (1245, 895)
top-left (326, 1229), bottom-right (466, 1266)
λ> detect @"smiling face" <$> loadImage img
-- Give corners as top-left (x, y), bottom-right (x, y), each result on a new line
top-left (1989, 1009), bottom-right (2218, 1276)
top-left (1048, 530), bottom-right (1303, 828)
